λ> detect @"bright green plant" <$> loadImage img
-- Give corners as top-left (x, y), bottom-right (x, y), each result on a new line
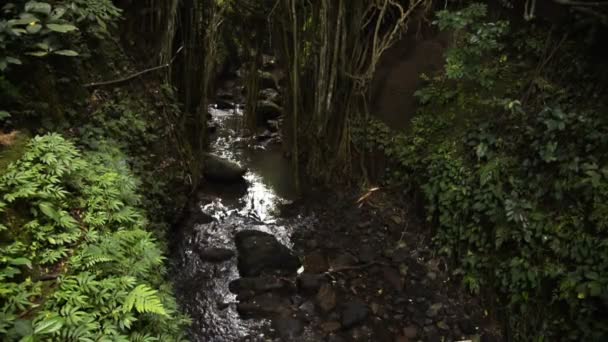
top-left (0, 0), bottom-right (122, 71)
top-left (0, 134), bottom-right (189, 341)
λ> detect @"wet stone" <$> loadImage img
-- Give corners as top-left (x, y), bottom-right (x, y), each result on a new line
top-left (303, 250), bottom-right (329, 273)
top-left (228, 276), bottom-right (285, 298)
top-left (316, 284), bottom-right (337, 312)
top-left (341, 301), bottom-right (370, 329)
top-left (321, 321), bottom-right (342, 333)
top-left (204, 153), bottom-right (247, 183)
top-left (383, 267), bottom-right (404, 292)
top-left (403, 325), bottom-right (418, 339)
top-left (236, 292), bottom-right (290, 319)
top-left (235, 230), bottom-right (301, 277)
top-left (426, 303), bottom-right (443, 318)
top-left (297, 273), bottom-right (325, 294)
top-left (197, 247), bottom-right (235, 262)
top-left (272, 316), bottom-right (304, 340)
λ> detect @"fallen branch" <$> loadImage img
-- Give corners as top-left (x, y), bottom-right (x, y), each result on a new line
top-left (84, 46), bottom-right (184, 88)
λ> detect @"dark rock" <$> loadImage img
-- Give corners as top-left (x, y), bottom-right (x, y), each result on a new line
top-left (403, 325), bottom-right (418, 339)
top-left (272, 316), bottom-right (304, 340)
top-left (383, 267), bottom-right (404, 292)
top-left (235, 230), bottom-right (301, 277)
top-left (214, 99), bottom-right (234, 110)
top-left (266, 119), bottom-right (280, 133)
top-left (298, 300), bottom-right (316, 318)
top-left (391, 248), bottom-right (409, 263)
top-left (257, 100), bottom-right (283, 121)
top-left (204, 153), bottom-right (247, 182)
top-left (228, 276), bottom-right (286, 299)
top-left (303, 250), bottom-right (329, 273)
top-left (316, 284), bottom-right (337, 312)
top-left (330, 253), bottom-right (358, 269)
top-left (259, 71), bottom-right (279, 89)
top-left (458, 319), bottom-right (476, 335)
top-left (236, 292), bottom-right (290, 318)
top-left (197, 247), bottom-right (235, 262)
top-left (190, 210), bottom-right (213, 225)
top-left (358, 245), bottom-right (376, 263)
top-left (255, 130), bottom-right (273, 142)
top-left (426, 303), bottom-right (443, 318)
top-left (423, 325), bottom-right (441, 342)
top-left (297, 273), bottom-right (325, 293)
top-left (321, 321), bottom-right (342, 333)
top-left (341, 301), bottom-right (369, 329)
top-left (436, 320), bottom-right (449, 330)
top-left (260, 88), bottom-right (281, 104)
top-left (208, 122), bottom-right (218, 134)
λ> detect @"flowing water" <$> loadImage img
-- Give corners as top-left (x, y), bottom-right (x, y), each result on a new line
top-left (171, 104), bottom-right (314, 341)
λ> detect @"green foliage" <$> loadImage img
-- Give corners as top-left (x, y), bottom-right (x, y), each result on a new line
top-left (0, 134), bottom-right (189, 341)
top-left (360, 4), bottom-right (608, 341)
top-left (0, 0), bottom-right (121, 72)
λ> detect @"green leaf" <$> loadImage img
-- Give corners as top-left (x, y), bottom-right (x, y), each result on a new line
top-left (50, 7), bottom-right (67, 21)
top-left (13, 319), bottom-right (33, 337)
top-left (53, 50), bottom-right (78, 57)
top-left (10, 258), bottom-right (32, 268)
top-left (6, 57), bottom-right (22, 65)
top-left (0, 111), bottom-right (10, 120)
top-left (26, 23), bottom-right (42, 34)
top-left (39, 202), bottom-right (58, 220)
top-left (46, 23), bottom-right (78, 33)
top-left (25, 2), bottom-right (52, 15)
top-left (27, 51), bottom-right (49, 57)
top-left (33, 316), bottom-right (63, 335)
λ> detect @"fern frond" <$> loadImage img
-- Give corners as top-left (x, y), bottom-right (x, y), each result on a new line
top-left (123, 285), bottom-right (167, 316)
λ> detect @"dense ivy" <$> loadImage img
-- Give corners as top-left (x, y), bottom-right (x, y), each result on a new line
top-left (0, 134), bottom-right (189, 341)
top-left (359, 4), bottom-right (608, 341)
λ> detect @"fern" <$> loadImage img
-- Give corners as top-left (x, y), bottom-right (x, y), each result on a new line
top-left (0, 134), bottom-right (188, 341)
top-left (123, 285), bottom-right (167, 316)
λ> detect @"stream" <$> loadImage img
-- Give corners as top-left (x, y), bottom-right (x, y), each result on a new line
top-left (171, 100), bottom-right (320, 341)
top-left (170, 79), bottom-right (499, 342)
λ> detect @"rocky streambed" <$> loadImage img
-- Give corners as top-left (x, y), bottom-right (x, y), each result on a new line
top-left (170, 74), bottom-right (502, 341)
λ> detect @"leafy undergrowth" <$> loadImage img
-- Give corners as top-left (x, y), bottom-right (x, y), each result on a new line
top-left (359, 4), bottom-right (608, 341)
top-left (0, 134), bottom-right (189, 341)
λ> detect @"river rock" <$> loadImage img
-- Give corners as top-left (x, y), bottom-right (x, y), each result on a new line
top-left (197, 247), bottom-right (235, 262)
top-left (341, 301), bottom-right (369, 329)
top-left (229, 276), bottom-right (286, 299)
top-left (236, 292), bottom-right (290, 318)
top-left (260, 88), bottom-right (281, 104)
top-left (316, 283), bottom-right (337, 312)
top-left (203, 153), bottom-right (246, 182)
top-left (214, 99), bottom-right (234, 110)
top-left (235, 230), bottom-right (301, 277)
top-left (272, 316), bottom-right (304, 340)
top-left (259, 71), bottom-right (279, 90)
top-left (297, 273), bottom-right (325, 294)
top-left (257, 100), bottom-right (283, 121)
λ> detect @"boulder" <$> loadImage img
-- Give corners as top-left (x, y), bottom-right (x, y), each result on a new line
top-left (316, 283), bottom-right (337, 312)
top-left (259, 71), bottom-right (279, 90)
top-left (235, 230), bottom-right (301, 277)
top-left (236, 292), bottom-right (291, 318)
top-left (228, 276), bottom-right (286, 300)
top-left (256, 100), bottom-right (283, 121)
top-left (203, 153), bottom-right (246, 182)
top-left (197, 247), bottom-right (234, 262)
top-left (272, 317), bottom-right (305, 340)
top-left (259, 88), bottom-right (281, 104)
top-left (341, 301), bottom-right (369, 329)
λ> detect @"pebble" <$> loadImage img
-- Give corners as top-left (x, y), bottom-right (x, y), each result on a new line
top-left (426, 303), bottom-right (443, 318)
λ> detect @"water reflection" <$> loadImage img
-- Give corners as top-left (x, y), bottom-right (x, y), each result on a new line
top-left (172, 104), bottom-right (299, 341)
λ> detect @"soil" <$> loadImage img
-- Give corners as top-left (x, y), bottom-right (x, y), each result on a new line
top-left (273, 188), bottom-right (503, 342)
